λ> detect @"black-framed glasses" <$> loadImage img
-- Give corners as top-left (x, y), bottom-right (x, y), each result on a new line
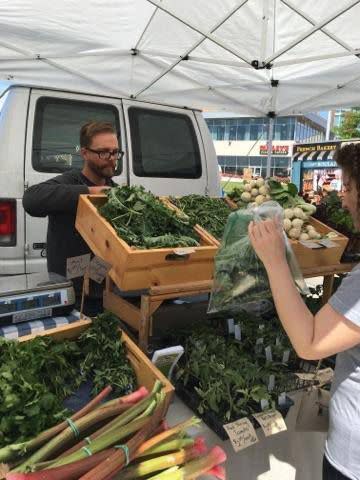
top-left (87, 148), bottom-right (124, 161)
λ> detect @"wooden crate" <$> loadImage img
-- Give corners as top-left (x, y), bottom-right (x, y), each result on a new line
top-left (18, 319), bottom-right (174, 413)
top-left (75, 195), bottom-right (218, 291)
top-left (290, 217), bottom-right (349, 269)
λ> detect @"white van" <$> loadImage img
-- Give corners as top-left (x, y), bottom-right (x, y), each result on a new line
top-left (0, 85), bottom-right (220, 275)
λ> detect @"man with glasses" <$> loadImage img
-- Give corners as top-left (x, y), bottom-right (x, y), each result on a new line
top-left (23, 121), bottom-right (122, 314)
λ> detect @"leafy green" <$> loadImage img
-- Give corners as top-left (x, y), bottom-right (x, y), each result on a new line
top-left (78, 312), bottom-right (137, 396)
top-left (175, 315), bottom-right (299, 422)
top-left (0, 312), bottom-right (136, 448)
top-left (170, 195), bottom-right (232, 240)
top-left (99, 186), bottom-right (199, 248)
top-left (0, 337), bottom-right (80, 447)
top-left (208, 210), bottom-right (272, 315)
top-left (317, 191), bottom-right (355, 234)
top-left (267, 179), bottom-right (303, 208)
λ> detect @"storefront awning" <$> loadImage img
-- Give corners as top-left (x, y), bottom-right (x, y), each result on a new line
top-left (293, 149), bottom-right (336, 162)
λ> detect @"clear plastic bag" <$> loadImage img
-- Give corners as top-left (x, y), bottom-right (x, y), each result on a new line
top-left (208, 201), bottom-right (309, 316)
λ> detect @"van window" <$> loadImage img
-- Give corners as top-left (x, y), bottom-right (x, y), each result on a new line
top-left (128, 107), bottom-right (202, 178)
top-left (32, 97), bottom-right (120, 173)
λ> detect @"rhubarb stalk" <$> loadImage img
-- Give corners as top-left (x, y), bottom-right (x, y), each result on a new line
top-left (50, 416), bottom-right (149, 468)
top-left (145, 446), bottom-right (227, 480)
top-left (0, 386), bottom-right (113, 464)
top-left (116, 440), bottom-right (208, 479)
top-left (135, 417), bottom-right (201, 456)
top-left (6, 447), bottom-right (120, 480)
top-left (57, 388), bottom-right (154, 459)
top-left (78, 395), bottom-right (167, 480)
top-left (13, 403), bottom-right (129, 472)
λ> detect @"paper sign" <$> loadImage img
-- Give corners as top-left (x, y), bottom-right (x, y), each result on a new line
top-left (234, 324), bottom-right (242, 341)
top-left (300, 240), bottom-right (324, 249)
top-left (295, 372), bottom-right (316, 382)
top-left (319, 239), bottom-right (338, 248)
top-left (278, 392), bottom-right (287, 406)
top-left (88, 256), bottom-right (111, 284)
top-left (173, 247), bottom-right (196, 256)
top-left (265, 346), bottom-right (273, 362)
top-left (268, 375), bottom-right (275, 392)
top-left (227, 318), bottom-right (235, 334)
top-left (223, 418), bottom-right (259, 452)
top-left (66, 254), bottom-right (91, 279)
top-left (253, 410), bottom-right (287, 437)
top-left (282, 350), bottom-right (290, 364)
top-left (316, 368), bottom-right (334, 386)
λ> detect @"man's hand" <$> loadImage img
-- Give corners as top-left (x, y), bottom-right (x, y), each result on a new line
top-left (88, 186), bottom-right (111, 194)
top-left (248, 218), bottom-right (286, 268)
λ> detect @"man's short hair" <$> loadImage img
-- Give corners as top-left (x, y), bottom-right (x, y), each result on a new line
top-left (80, 121), bottom-right (117, 148)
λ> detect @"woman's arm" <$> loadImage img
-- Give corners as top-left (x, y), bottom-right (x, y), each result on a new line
top-left (248, 219), bottom-right (360, 360)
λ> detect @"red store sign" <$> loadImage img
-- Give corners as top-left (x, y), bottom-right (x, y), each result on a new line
top-left (259, 145), bottom-right (289, 155)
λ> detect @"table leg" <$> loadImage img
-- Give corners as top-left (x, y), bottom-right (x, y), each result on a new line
top-left (322, 275), bottom-right (335, 305)
top-left (139, 295), bottom-right (151, 352)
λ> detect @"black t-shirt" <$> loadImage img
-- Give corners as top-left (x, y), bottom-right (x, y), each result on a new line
top-left (23, 170), bottom-right (116, 295)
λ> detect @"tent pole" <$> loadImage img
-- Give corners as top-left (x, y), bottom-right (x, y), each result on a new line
top-left (266, 117), bottom-right (274, 178)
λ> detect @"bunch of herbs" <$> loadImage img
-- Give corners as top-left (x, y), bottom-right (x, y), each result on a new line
top-left (170, 195), bottom-right (231, 240)
top-left (78, 312), bottom-right (137, 396)
top-left (0, 312), bottom-right (137, 448)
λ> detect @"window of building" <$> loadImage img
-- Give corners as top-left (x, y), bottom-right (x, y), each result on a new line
top-left (32, 97), bottom-right (120, 173)
top-left (250, 124), bottom-right (260, 140)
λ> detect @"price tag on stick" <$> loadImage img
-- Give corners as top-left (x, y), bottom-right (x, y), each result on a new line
top-left (66, 254), bottom-right (91, 279)
top-left (223, 417), bottom-right (259, 452)
top-left (88, 256), bottom-right (112, 284)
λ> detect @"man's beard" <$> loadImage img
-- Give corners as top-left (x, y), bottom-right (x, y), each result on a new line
top-left (88, 160), bottom-right (115, 179)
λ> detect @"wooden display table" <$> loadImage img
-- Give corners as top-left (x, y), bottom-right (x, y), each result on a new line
top-left (301, 262), bottom-right (355, 304)
top-left (104, 263), bottom-right (356, 352)
top-left (104, 275), bottom-right (213, 352)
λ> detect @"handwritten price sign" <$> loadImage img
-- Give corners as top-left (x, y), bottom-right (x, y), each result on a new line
top-left (88, 256), bottom-right (112, 284)
top-left (252, 410), bottom-right (287, 437)
top-left (66, 254), bottom-right (91, 280)
top-left (223, 417), bottom-right (259, 452)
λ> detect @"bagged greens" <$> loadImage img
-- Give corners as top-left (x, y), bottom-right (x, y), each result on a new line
top-left (208, 201), bottom-right (309, 316)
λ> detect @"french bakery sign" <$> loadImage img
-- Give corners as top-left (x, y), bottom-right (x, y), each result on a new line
top-left (259, 145), bottom-right (289, 155)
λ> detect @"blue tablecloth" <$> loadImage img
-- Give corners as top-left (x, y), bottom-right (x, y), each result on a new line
top-left (0, 310), bottom-right (82, 339)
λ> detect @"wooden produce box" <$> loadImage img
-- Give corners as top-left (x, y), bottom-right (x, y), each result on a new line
top-left (290, 217), bottom-right (349, 269)
top-left (161, 196), bottom-right (237, 248)
top-left (75, 195), bottom-right (218, 291)
top-left (18, 319), bottom-right (174, 413)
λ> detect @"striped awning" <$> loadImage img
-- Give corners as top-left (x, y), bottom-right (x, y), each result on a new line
top-left (293, 149), bottom-right (336, 162)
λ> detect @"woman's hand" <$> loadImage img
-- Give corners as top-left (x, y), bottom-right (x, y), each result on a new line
top-left (248, 218), bottom-right (287, 268)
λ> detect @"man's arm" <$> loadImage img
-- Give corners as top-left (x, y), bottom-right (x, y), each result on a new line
top-left (23, 176), bottom-right (89, 217)
top-left (23, 179), bottom-right (110, 217)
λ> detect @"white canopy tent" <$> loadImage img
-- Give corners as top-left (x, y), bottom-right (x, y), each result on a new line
top-left (1, 0), bottom-right (360, 174)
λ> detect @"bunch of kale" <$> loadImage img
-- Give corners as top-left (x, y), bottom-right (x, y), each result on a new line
top-left (99, 186), bottom-right (199, 249)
